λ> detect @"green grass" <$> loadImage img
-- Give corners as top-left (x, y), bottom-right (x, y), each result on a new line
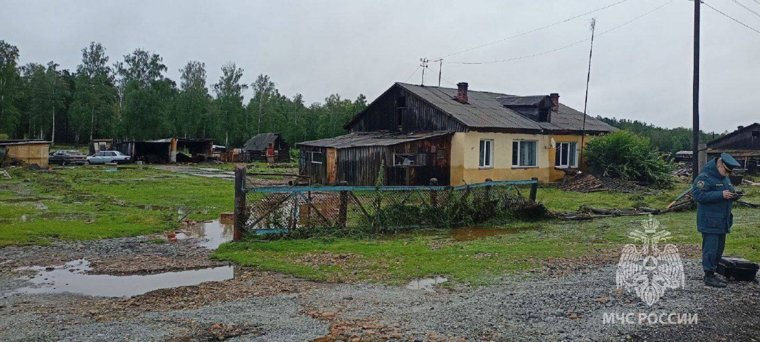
top-left (0, 165), bottom-right (233, 246)
top-left (214, 181), bottom-right (760, 285)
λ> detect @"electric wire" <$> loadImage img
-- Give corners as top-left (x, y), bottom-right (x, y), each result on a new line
top-left (433, 0), bottom-right (631, 60)
top-left (450, 0), bottom-right (673, 65)
top-left (732, 0), bottom-right (760, 19)
top-left (704, 1), bottom-right (760, 35)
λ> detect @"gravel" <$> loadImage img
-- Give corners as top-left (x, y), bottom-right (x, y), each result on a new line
top-left (1, 238), bottom-right (759, 341)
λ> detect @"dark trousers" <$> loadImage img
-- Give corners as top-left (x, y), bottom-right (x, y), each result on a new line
top-left (701, 233), bottom-right (726, 273)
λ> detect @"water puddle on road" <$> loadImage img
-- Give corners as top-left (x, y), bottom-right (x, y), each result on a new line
top-left (183, 219), bottom-right (234, 249)
top-left (13, 259), bottom-right (234, 298)
top-left (406, 276), bottom-right (448, 291)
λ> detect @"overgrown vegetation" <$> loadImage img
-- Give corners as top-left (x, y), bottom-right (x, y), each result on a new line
top-left (585, 130), bottom-right (674, 187)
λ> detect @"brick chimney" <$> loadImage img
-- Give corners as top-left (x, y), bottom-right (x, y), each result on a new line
top-left (456, 82), bottom-right (469, 104)
top-left (550, 93), bottom-right (560, 113)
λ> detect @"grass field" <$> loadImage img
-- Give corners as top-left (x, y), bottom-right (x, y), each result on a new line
top-left (0, 165), bottom-right (232, 246)
top-left (214, 181), bottom-right (760, 285)
top-left (2, 165), bottom-right (758, 286)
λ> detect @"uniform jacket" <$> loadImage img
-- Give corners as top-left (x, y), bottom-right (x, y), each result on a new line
top-left (692, 159), bottom-right (735, 234)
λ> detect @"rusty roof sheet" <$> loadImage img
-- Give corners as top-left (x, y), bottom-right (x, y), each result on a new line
top-left (395, 83), bottom-right (615, 133)
top-left (297, 131), bottom-right (452, 148)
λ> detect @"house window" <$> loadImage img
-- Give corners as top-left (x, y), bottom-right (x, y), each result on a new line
top-left (310, 151), bottom-right (323, 164)
top-left (555, 142), bottom-right (578, 168)
top-left (393, 153), bottom-right (416, 166)
top-left (512, 140), bottom-right (537, 167)
top-left (479, 139), bottom-right (493, 168)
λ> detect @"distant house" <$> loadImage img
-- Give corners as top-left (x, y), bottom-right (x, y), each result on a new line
top-left (297, 82), bottom-right (616, 186)
top-left (674, 150), bottom-right (693, 162)
top-left (707, 123), bottom-right (760, 174)
top-left (0, 140), bottom-right (50, 168)
top-left (243, 133), bottom-right (290, 162)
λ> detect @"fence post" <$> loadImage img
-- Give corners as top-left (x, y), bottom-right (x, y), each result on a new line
top-left (234, 165), bottom-right (247, 241)
top-left (484, 178), bottom-right (493, 201)
top-left (338, 181), bottom-right (348, 227)
top-left (529, 177), bottom-right (538, 202)
top-left (429, 178), bottom-right (438, 208)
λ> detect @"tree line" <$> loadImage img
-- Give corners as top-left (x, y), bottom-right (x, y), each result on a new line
top-left (0, 40), bottom-right (367, 147)
top-left (597, 117), bottom-right (722, 154)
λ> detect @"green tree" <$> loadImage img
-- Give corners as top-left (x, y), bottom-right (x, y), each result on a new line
top-left (0, 41), bottom-right (22, 137)
top-left (249, 74), bottom-right (276, 135)
top-left (176, 61), bottom-right (211, 137)
top-left (585, 130), bottom-right (674, 187)
top-left (116, 48), bottom-right (174, 139)
top-left (19, 62), bottom-right (69, 143)
top-left (70, 42), bottom-right (117, 143)
top-left (213, 63), bottom-right (247, 145)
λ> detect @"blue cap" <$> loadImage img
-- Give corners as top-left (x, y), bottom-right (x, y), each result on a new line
top-left (720, 153), bottom-right (741, 171)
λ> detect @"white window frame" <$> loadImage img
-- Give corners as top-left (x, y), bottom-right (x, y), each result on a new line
top-left (555, 142), bottom-right (578, 168)
top-left (479, 139), bottom-right (494, 168)
top-left (512, 140), bottom-right (538, 168)
top-left (310, 151), bottom-right (323, 164)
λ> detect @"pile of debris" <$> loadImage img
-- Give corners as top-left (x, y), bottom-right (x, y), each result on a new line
top-left (560, 173), bottom-right (657, 194)
top-left (672, 162), bottom-right (692, 180)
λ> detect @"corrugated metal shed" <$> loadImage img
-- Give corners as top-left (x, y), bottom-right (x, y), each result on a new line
top-left (297, 131), bottom-right (452, 148)
top-left (355, 83), bottom-right (616, 133)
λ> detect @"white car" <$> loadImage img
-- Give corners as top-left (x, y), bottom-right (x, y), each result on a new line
top-left (87, 151), bottom-right (131, 164)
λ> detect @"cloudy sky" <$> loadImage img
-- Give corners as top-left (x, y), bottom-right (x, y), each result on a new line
top-left (2, 0), bottom-right (758, 133)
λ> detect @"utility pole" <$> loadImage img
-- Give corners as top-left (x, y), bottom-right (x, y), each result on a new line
top-left (692, 0), bottom-right (701, 180)
top-left (419, 58), bottom-right (429, 86)
top-left (579, 18), bottom-right (596, 166)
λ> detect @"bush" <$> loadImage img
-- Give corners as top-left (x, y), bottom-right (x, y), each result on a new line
top-left (584, 131), bottom-right (674, 187)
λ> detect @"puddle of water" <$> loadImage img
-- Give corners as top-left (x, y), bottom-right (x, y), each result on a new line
top-left (185, 219), bottom-right (234, 249)
top-left (13, 259), bottom-right (234, 298)
top-left (451, 227), bottom-right (516, 241)
top-left (406, 276), bottom-right (448, 291)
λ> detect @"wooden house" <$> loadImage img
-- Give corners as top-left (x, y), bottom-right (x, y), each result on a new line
top-left (243, 133), bottom-right (290, 162)
top-left (706, 123), bottom-right (760, 174)
top-left (298, 82), bottom-right (616, 186)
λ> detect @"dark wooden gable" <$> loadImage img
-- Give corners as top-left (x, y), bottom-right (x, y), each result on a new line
top-left (345, 84), bottom-right (467, 133)
top-left (708, 123), bottom-right (760, 150)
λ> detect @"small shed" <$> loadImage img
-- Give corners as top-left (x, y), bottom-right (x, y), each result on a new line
top-left (0, 140), bottom-right (50, 168)
top-left (297, 131), bottom-right (452, 186)
top-left (243, 133), bottom-right (290, 162)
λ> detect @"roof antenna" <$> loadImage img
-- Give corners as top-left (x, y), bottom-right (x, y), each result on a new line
top-left (579, 18), bottom-right (596, 167)
top-left (419, 58), bottom-right (429, 86)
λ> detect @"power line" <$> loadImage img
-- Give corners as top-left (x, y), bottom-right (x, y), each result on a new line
top-left (450, 0), bottom-right (673, 65)
top-left (732, 0), bottom-right (760, 20)
top-left (403, 66), bottom-right (421, 83)
top-left (434, 0), bottom-right (631, 60)
top-left (704, 1), bottom-right (760, 35)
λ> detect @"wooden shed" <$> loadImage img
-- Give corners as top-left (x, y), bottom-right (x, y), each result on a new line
top-left (0, 140), bottom-right (50, 168)
top-left (243, 133), bottom-right (290, 162)
top-left (298, 131), bottom-right (452, 186)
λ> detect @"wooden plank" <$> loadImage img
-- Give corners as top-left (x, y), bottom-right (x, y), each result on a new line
top-left (326, 147), bottom-right (337, 185)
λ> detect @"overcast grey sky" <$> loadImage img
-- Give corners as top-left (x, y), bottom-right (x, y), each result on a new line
top-left (2, 0), bottom-right (758, 133)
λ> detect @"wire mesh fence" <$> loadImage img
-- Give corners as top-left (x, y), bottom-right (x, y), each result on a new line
top-left (241, 179), bottom-right (540, 236)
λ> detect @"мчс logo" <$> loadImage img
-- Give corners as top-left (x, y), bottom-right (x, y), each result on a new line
top-left (616, 215), bottom-right (685, 306)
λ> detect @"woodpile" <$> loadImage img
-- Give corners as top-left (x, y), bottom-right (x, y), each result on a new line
top-left (560, 173), bottom-right (657, 194)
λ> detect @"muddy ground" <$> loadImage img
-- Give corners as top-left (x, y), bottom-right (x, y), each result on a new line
top-left (0, 236), bottom-right (758, 341)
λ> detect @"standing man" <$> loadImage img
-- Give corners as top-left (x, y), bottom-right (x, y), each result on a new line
top-left (691, 153), bottom-right (741, 288)
top-left (265, 143), bottom-right (275, 166)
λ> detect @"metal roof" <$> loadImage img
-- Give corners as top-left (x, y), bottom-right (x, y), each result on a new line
top-left (706, 123), bottom-right (760, 148)
top-left (243, 133), bottom-right (282, 151)
top-left (297, 131), bottom-right (452, 148)
top-left (394, 83), bottom-right (615, 133)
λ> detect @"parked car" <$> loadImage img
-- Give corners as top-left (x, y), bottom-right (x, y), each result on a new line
top-left (49, 150), bottom-right (87, 165)
top-left (86, 150), bottom-right (131, 164)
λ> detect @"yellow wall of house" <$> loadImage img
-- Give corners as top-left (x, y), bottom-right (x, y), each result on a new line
top-left (450, 132), bottom-right (597, 185)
